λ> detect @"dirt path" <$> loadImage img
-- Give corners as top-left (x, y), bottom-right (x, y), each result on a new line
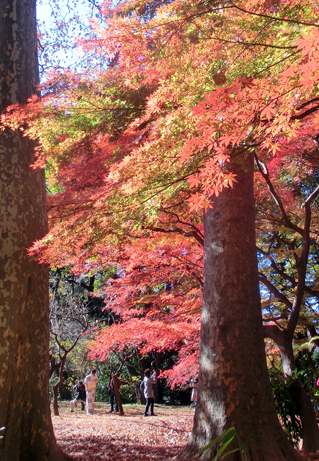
top-left (52, 402), bottom-right (195, 460)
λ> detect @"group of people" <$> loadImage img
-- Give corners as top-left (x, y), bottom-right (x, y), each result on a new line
top-left (70, 367), bottom-right (160, 417)
top-left (70, 369), bottom-right (99, 415)
top-left (70, 369), bottom-right (121, 415)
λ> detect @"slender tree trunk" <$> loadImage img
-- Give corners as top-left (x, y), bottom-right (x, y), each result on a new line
top-left (154, 352), bottom-right (161, 403)
top-left (53, 355), bottom-right (67, 416)
top-left (139, 357), bottom-right (147, 404)
top-left (280, 350), bottom-right (319, 453)
top-left (112, 375), bottom-right (124, 415)
top-left (53, 386), bottom-right (60, 417)
top-left (182, 151), bottom-right (303, 461)
top-left (298, 383), bottom-right (319, 453)
top-left (264, 324), bottom-right (319, 453)
top-left (0, 1), bottom-right (67, 459)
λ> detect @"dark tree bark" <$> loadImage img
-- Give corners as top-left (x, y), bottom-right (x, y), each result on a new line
top-left (53, 355), bottom-right (67, 417)
top-left (0, 1), bottom-right (68, 460)
top-left (258, 158), bottom-right (319, 453)
top-left (264, 325), bottom-right (319, 453)
top-left (182, 151), bottom-right (303, 461)
top-left (112, 374), bottom-right (124, 415)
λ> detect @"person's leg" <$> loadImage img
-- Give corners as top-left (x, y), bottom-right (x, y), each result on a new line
top-left (114, 395), bottom-right (119, 412)
top-left (150, 398), bottom-right (155, 415)
top-left (81, 399), bottom-right (85, 411)
top-left (86, 390), bottom-right (92, 415)
top-left (144, 398), bottom-right (150, 416)
top-left (70, 397), bottom-right (77, 412)
top-left (91, 390), bottom-right (96, 414)
top-left (110, 394), bottom-right (114, 412)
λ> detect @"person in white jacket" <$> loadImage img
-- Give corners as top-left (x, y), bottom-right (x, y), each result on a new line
top-left (84, 369), bottom-right (98, 415)
top-left (143, 368), bottom-right (157, 416)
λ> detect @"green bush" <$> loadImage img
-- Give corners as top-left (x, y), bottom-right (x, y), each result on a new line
top-left (269, 351), bottom-right (319, 446)
top-left (95, 372), bottom-right (138, 403)
top-left (269, 369), bottom-right (302, 445)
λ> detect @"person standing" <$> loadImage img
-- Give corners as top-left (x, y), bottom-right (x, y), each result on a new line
top-left (190, 377), bottom-right (198, 408)
top-left (143, 368), bottom-right (157, 417)
top-left (108, 377), bottom-right (119, 413)
top-left (84, 369), bottom-right (98, 415)
top-left (70, 381), bottom-right (86, 412)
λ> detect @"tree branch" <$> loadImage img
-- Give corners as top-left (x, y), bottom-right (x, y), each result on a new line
top-left (145, 225), bottom-right (204, 246)
top-left (287, 185), bottom-right (319, 335)
top-left (257, 247), bottom-right (297, 287)
top-left (255, 154), bottom-right (303, 234)
top-left (230, 1), bottom-right (319, 27)
top-left (259, 273), bottom-right (292, 310)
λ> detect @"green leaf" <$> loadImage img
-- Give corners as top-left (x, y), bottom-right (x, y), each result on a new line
top-left (198, 427), bottom-right (236, 455)
top-left (222, 448), bottom-right (241, 458)
top-left (212, 436), bottom-right (236, 460)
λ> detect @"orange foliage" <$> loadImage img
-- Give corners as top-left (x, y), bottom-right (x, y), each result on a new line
top-left (2, 0), bottom-right (319, 385)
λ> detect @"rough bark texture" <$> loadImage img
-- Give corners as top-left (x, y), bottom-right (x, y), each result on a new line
top-left (0, 1), bottom-right (67, 460)
top-left (182, 151), bottom-right (303, 461)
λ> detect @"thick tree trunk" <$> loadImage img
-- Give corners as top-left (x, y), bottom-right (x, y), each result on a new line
top-left (182, 151), bottom-right (303, 461)
top-left (0, 1), bottom-right (67, 460)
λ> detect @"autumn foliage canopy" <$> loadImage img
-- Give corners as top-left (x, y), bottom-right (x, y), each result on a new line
top-left (2, 0), bottom-right (319, 386)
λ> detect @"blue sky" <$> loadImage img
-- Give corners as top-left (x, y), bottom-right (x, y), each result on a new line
top-left (36, 0), bottom-right (102, 76)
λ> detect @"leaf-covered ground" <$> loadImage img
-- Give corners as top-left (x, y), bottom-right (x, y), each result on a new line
top-left (53, 402), bottom-right (318, 461)
top-left (53, 402), bottom-right (196, 460)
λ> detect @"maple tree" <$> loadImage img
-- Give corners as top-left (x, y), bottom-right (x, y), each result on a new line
top-left (181, 1), bottom-right (319, 454)
top-left (2, 0), bottom-right (319, 459)
top-left (88, 232), bottom-right (202, 387)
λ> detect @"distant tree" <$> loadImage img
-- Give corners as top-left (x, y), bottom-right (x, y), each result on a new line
top-left (49, 270), bottom-right (102, 415)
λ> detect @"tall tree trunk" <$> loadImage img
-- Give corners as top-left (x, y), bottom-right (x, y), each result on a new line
top-left (182, 151), bottom-right (303, 461)
top-left (0, 1), bottom-right (67, 459)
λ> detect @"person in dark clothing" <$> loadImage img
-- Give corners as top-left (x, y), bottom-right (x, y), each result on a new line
top-left (70, 381), bottom-right (86, 412)
top-left (108, 378), bottom-right (119, 413)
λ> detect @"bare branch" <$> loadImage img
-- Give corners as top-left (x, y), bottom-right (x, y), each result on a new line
top-left (259, 273), bottom-right (292, 310)
top-left (255, 154), bottom-right (303, 234)
top-left (257, 247), bottom-right (297, 287)
top-left (230, 1), bottom-right (319, 27)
